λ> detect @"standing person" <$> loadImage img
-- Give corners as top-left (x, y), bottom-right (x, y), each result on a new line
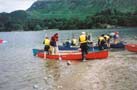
top-left (98, 34), bottom-right (106, 50)
top-left (53, 33), bottom-right (59, 42)
top-left (43, 37), bottom-right (50, 54)
top-left (79, 32), bottom-right (88, 62)
top-left (50, 33), bottom-right (59, 55)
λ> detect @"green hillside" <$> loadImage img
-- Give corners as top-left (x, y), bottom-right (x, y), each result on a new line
top-left (0, 10), bottom-right (30, 31)
top-left (27, 0), bottom-right (137, 19)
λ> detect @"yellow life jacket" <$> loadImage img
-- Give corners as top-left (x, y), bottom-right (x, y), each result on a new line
top-left (98, 36), bottom-right (105, 41)
top-left (104, 35), bottom-right (110, 40)
top-left (72, 39), bottom-right (77, 44)
top-left (79, 35), bottom-right (87, 43)
top-left (44, 39), bottom-right (50, 45)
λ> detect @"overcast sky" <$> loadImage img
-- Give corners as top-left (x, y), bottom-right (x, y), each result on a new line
top-left (0, 0), bottom-right (37, 13)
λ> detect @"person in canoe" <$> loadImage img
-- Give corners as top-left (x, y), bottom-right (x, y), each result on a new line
top-left (79, 32), bottom-right (88, 62)
top-left (110, 32), bottom-right (120, 44)
top-left (98, 34), bottom-right (107, 50)
top-left (104, 34), bottom-right (111, 48)
top-left (43, 37), bottom-right (50, 54)
top-left (50, 33), bottom-right (59, 55)
top-left (86, 33), bottom-right (94, 48)
top-left (63, 38), bottom-right (71, 47)
top-left (71, 36), bottom-right (77, 46)
top-left (87, 33), bottom-right (91, 41)
top-left (113, 32), bottom-right (120, 44)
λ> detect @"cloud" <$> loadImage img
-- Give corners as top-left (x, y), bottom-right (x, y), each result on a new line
top-left (0, 0), bottom-right (37, 13)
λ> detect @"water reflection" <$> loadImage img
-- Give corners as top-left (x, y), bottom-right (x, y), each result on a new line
top-left (44, 60), bottom-right (61, 81)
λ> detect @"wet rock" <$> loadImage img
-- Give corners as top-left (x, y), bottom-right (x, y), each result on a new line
top-left (43, 77), bottom-right (48, 83)
top-left (57, 85), bottom-right (63, 89)
top-left (33, 84), bottom-right (39, 89)
top-left (48, 75), bottom-right (53, 78)
top-left (43, 77), bottom-right (48, 80)
top-left (67, 61), bottom-right (71, 65)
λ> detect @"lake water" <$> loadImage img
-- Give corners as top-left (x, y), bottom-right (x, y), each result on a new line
top-left (0, 28), bottom-right (137, 90)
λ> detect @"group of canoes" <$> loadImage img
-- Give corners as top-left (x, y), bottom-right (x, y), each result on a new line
top-left (33, 32), bottom-right (137, 61)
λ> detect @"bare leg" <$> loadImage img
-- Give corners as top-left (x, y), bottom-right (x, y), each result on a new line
top-left (44, 51), bottom-right (46, 59)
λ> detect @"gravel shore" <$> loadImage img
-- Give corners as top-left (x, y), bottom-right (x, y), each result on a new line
top-left (43, 38), bottom-right (137, 90)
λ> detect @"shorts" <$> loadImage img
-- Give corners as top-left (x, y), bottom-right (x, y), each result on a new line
top-left (44, 45), bottom-right (50, 51)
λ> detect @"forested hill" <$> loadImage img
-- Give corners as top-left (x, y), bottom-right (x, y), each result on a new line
top-left (27, 0), bottom-right (137, 19)
top-left (0, 0), bottom-right (137, 31)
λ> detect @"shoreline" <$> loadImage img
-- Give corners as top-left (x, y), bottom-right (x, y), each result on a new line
top-left (0, 27), bottom-right (137, 32)
top-left (43, 49), bottom-right (137, 90)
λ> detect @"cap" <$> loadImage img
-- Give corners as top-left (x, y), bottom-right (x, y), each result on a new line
top-left (82, 32), bottom-right (85, 34)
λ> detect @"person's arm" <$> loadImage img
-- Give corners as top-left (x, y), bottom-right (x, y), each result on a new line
top-left (78, 37), bottom-right (81, 46)
top-left (43, 40), bottom-right (45, 44)
top-left (79, 37), bottom-right (81, 42)
top-left (86, 35), bottom-right (88, 42)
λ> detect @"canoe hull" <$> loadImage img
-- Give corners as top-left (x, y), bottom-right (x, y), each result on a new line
top-left (33, 49), bottom-right (108, 60)
top-left (125, 44), bottom-right (137, 52)
top-left (59, 46), bottom-right (78, 50)
top-left (110, 42), bottom-right (125, 48)
top-left (58, 42), bottom-right (125, 51)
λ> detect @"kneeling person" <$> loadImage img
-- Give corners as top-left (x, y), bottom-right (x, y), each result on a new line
top-left (104, 34), bottom-right (110, 48)
top-left (98, 34), bottom-right (107, 50)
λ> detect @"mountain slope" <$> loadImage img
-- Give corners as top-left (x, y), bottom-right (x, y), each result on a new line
top-left (27, 0), bottom-right (137, 19)
top-left (0, 10), bottom-right (30, 31)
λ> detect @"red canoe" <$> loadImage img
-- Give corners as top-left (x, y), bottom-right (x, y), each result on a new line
top-left (36, 50), bottom-right (108, 61)
top-left (125, 44), bottom-right (137, 52)
top-left (0, 39), bottom-right (7, 44)
top-left (0, 39), bottom-right (3, 44)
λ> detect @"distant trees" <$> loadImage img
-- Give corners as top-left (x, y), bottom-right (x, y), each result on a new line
top-left (0, 9), bottom-right (137, 31)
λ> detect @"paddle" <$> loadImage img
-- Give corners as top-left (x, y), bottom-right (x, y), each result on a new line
top-left (92, 43), bottom-right (94, 51)
top-left (43, 31), bottom-right (48, 59)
